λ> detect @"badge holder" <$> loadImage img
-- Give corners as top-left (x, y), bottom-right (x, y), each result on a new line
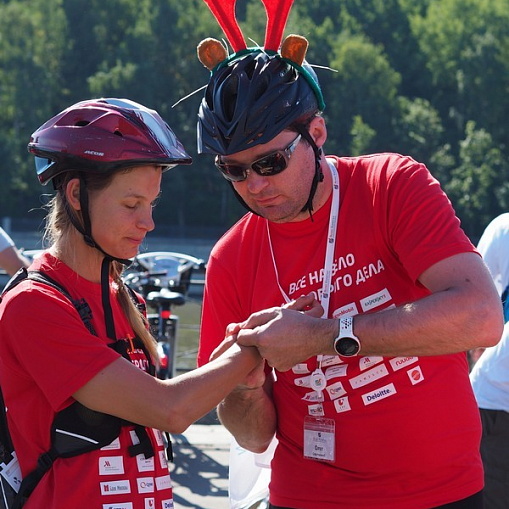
top-left (303, 416), bottom-right (336, 463)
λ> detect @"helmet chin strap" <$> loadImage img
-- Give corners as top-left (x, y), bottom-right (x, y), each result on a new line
top-left (61, 176), bottom-right (132, 341)
top-left (294, 124), bottom-right (324, 219)
top-left (230, 124), bottom-right (324, 221)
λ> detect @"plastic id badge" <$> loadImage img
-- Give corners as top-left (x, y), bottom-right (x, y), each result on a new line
top-left (303, 416), bottom-right (335, 463)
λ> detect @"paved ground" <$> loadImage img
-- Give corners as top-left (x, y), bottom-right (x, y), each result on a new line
top-left (170, 421), bottom-right (232, 509)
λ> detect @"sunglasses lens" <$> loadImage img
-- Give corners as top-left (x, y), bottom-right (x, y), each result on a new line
top-left (215, 160), bottom-right (247, 181)
top-left (251, 152), bottom-right (287, 176)
top-left (215, 134), bottom-right (299, 182)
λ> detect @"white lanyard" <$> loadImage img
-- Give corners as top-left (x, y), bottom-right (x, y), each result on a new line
top-left (267, 160), bottom-right (340, 390)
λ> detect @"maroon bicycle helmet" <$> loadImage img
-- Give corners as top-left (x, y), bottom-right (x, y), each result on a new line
top-left (28, 98), bottom-right (192, 186)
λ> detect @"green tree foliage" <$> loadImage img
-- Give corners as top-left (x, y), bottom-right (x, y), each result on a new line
top-left (446, 121), bottom-right (509, 238)
top-left (0, 0), bottom-right (67, 214)
top-left (411, 0), bottom-right (509, 151)
top-left (392, 97), bottom-right (451, 180)
top-left (327, 33), bottom-right (401, 154)
top-left (0, 0), bottom-right (507, 240)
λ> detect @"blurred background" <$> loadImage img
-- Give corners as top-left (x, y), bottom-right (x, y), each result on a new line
top-left (0, 0), bottom-right (508, 244)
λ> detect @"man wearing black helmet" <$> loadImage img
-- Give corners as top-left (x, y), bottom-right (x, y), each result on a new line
top-left (195, 9), bottom-right (503, 509)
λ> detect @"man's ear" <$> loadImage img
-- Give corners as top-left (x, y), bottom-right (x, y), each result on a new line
top-left (309, 116), bottom-right (327, 149)
top-left (65, 178), bottom-right (82, 211)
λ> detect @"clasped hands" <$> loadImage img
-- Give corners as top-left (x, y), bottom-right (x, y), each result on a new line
top-left (210, 294), bottom-right (324, 373)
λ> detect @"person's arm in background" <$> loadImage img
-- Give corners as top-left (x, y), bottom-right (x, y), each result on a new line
top-left (0, 246), bottom-right (30, 276)
top-left (476, 213), bottom-right (509, 297)
top-left (470, 213), bottom-right (509, 363)
top-left (0, 227), bottom-right (30, 276)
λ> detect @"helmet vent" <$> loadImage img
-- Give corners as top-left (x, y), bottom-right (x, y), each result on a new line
top-left (223, 76), bottom-right (239, 122)
top-left (254, 75), bottom-right (270, 101)
top-left (113, 130), bottom-right (124, 137)
top-left (75, 120), bottom-right (90, 127)
top-left (244, 58), bottom-right (257, 80)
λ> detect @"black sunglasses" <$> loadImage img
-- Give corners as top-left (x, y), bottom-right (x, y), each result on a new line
top-left (215, 134), bottom-right (302, 182)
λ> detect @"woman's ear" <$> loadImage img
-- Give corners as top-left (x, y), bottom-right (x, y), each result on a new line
top-left (309, 116), bottom-right (327, 149)
top-left (65, 178), bottom-right (82, 211)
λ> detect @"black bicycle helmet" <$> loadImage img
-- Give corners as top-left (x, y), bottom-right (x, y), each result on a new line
top-left (29, 98), bottom-right (192, 186)
top-left (197, 50), bottom-right (325, 155)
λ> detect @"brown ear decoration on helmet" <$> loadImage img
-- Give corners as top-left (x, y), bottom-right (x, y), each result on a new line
top-left (280, 34), bottom-right (308, 66)
top-left (197, 38), bottom-right (228, 71)
top-left (198, 0), bottom-right (303, 69)
top-left (197, 34), bottom-right (308, 71)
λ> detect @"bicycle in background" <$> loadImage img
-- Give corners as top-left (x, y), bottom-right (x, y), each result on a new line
top-left (123, 252), bottom-right (205, 379)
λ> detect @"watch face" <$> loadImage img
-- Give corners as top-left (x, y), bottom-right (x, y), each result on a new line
top-left (336, 337), bottom-right (360, 357)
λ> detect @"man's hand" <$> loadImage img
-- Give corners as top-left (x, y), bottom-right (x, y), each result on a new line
top-left (229, 294), bottom-right (327, 371)
top-left (210, 293), bottom-right (324, 375)
top-left (224, 293), bottom-right (322, 338)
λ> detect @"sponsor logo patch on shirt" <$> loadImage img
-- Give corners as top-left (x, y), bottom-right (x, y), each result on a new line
top-left (326, 381), bottom-right (347, 400)
top-left (100, 480), bottom-right (131, 495)
top-left (350, 364), bottom-right (389, 389)
top-left (359, 356), bottom-right (384, 371)
top-left (292, 363), bottom-right (310, 374)
top-left (99, 456), bottom-right (125, 476)
top-left (333, 396), bottom-right (351, 413)
top-left (389, 356), bottom-right (418, 371)
top-left (360, 288), bottom-right (391, 312)
top-left (324, 364), bottom-right (348, 380)
top-left (137, 477), bottom-right (155, 493)
top-left (407, 366), bottom-right (424, 385)
top-left (155, 474), bottom-right (172, 491)
top-left (362, 383), bottom-right (397, 406)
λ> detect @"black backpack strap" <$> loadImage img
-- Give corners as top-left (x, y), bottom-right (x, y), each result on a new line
top-left (1, 269), bottom-right (97, 336)
top-left (11, 449), bottom-right (58, 509)
top-left (13, 401), bottom-right (122, 509)
top-left (27, 271), bottom-right (97, 336)
top-left (128, 426), bottom-right (155, 459)
top-left (0, 268), bottom-right (29, 301)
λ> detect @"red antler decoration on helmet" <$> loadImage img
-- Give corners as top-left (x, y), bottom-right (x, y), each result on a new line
top-left (201, 0), bottom-right (296, 52)
top-left (201, 0), bottom-right (246, 52)
top-left (261, 0), bottom-right (296, 51)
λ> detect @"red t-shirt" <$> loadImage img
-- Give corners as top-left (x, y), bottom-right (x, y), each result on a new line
top-left (198, 153), bottom-right (483, 509)
top-left (0, 253), bottom-right (173, 509)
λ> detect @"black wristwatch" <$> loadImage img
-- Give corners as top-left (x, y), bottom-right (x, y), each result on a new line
top-left (333, 316), bottom-right (361, 357)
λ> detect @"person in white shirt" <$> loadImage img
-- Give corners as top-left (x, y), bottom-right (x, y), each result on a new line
top-left (471, 213), bottom-right (509, 509)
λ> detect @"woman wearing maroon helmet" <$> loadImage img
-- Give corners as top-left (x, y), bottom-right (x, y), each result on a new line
top-left (0, 98), bottom-right (318, 509)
